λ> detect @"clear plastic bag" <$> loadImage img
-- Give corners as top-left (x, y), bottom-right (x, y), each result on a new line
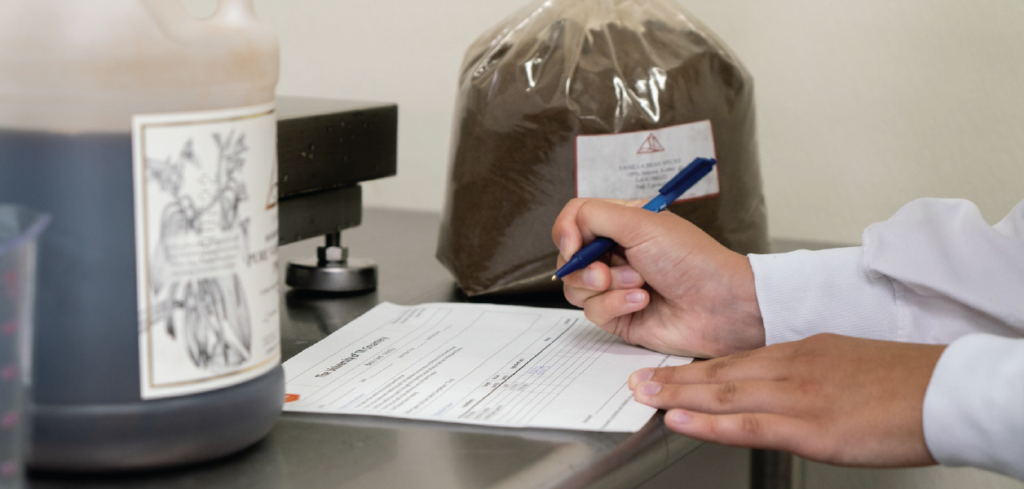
top-left (437, 0), bottom-right (769, 296)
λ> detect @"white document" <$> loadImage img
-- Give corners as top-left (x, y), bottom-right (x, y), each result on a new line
top-left (282, 302), bottom-right (692, 432)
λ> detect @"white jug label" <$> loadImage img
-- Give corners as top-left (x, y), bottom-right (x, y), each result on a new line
top-left (575, 120), bottom-right (719, 201)
top-left (131, 102), bottom-right (280, 400)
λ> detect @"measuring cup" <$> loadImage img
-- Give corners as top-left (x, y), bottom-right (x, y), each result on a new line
top-left (0, 204), bottom-right (49, 487)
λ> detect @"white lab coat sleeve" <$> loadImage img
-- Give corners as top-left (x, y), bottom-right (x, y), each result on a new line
top-left (923, 334), bottom-right (1024, 481)
top-left (747, 247), bottom-right (899, 345)
top-left (863, 199), bottom-right (1024, 480)
top-left (749, 199), bottom-right (1024, 344)
top-left (860, 198), bottom-right (1024, 343)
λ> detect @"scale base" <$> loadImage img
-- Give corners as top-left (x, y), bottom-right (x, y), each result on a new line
top-left (285, 257), bottom-right (377, 293)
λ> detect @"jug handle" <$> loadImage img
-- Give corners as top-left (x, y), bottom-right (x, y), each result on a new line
top-left (212, 0), bottom-right (259, 25)
top-left (143, 0), bottom-right (259, 39)
top-left (142, 0), bottom-right (205, 42)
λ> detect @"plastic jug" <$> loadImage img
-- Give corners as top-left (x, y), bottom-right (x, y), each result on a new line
top-left (0, 205), bottom-right (49, 486)
top-left (0, 0), bottom-right (284, 471)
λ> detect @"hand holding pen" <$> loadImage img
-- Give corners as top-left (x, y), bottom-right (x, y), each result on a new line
top-left (553, 157), bottom-right (717, 280)
top-left (550, 157), bottom-right (766, 359)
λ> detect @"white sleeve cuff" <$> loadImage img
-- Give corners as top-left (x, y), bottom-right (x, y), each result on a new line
top-left (923, 334), bottom-right (1024, 481)
top-left (748, 247), bottom-right (899, 345)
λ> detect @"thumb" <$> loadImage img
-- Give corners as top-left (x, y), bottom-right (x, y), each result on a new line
top-left (575, 199), bottom-right (678, 250)
top-left (553, 198), bottom-right (641, 259)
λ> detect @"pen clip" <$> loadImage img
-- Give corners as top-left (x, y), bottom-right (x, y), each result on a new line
top-left (657, 157), bottom-right (716, 196)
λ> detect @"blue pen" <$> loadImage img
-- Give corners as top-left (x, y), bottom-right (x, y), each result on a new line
top-left (552, 157), bottom-right (717, 281)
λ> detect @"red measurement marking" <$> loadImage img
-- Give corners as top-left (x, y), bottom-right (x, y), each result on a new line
top-left (1, 365), bottom-right (17, 381)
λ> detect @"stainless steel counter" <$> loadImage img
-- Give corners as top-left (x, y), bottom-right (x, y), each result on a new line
top-left (30, 208), bottom-right (734, 489)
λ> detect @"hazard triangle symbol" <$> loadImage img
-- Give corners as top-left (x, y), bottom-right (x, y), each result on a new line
top-left (637, 133), bottom-right (665, 154)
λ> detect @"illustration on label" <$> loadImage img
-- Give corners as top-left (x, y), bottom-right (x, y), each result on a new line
top-left (132, 103), bottom-right (280, 400)
top-left (575, 120), bottom-right (719, 202)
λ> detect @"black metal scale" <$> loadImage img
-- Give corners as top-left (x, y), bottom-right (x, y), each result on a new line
top-left (275, 96), bottom-right (398, 293)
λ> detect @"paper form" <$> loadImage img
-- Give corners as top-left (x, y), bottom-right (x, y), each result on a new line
top-left (282, 302), bottom-right (692, 432)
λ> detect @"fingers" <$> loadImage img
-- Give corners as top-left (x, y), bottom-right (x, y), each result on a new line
top-left (628, 354), bottom-right (813, 456)
top-left (629, 347), bottom-right (788, 390)
top-left (552, 198), bottom-right (670, 259)
top-left (631, 378), bottom-right (796, 415)
top-left (552, 198), bottom-right (588, 260)
top-left (631, 336), bottom-right (948, 467)
top-left (553, 198), bottom-right (652, 315)
top-left (573, 199), bottom-right (675, 249)
top-left (581, 288), bottom-right (649, 327)
top-left (552, 198), bottom-right (633, 260)
top-left (563, 262), bottom-right (611, 308)
top-left (610, 266), bottom-right (644, 288)
top-left (562, 258), bottom-right (646, 310)
top-left (562, 263), bottom-right (645, 293)
top-left (662, 409), bottom-right (808, 454)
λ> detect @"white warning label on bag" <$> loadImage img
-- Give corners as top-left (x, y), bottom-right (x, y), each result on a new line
top-left (575, 120), bottom-right (719, 201)
top-left (132, 102), bottom-right (280, 400)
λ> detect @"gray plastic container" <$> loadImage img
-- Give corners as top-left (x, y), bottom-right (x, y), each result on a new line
top-left (0, 130), bottom-right (284, 472)
top-left (0, 0), bottom-right (284, 471)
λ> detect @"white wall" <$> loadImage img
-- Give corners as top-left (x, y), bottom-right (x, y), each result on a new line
top-left (250, 0), bottom-right (527, 220)
top-left (681, 0), bottom-right (1024, 243)
top-left (232, 0), bottom-right (1024, 244)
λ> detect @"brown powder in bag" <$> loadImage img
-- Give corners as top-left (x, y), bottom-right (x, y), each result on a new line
top-left (438, 1), bottom-right (769, 296)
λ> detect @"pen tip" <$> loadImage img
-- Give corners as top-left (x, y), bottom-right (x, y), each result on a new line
top-left (551, 275), bottom-right (558, 281)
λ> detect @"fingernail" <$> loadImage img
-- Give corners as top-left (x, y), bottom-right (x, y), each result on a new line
top-left (667, 410), bottom-right (691, 425)
top-left (639, 382), bottom-right (662, 396)
top-left (583, 268), bottom-right (600, 288)
top-left (618, 268), bottom-right (641, 286)
top-left (626, 291), bottom-right (645, 304)
top-left (631, 368), bottom-right (654, 384)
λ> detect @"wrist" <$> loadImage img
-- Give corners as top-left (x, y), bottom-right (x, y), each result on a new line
top-left (735, 253), bottom-right (767, 349)
top-left (714, 251), bottom-right (765, 355)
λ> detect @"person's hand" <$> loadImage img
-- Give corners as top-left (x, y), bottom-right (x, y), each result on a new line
top-left (551, 198), bottom-right (764, 358)
top-left (629, 334), bottom-right (947, 467)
